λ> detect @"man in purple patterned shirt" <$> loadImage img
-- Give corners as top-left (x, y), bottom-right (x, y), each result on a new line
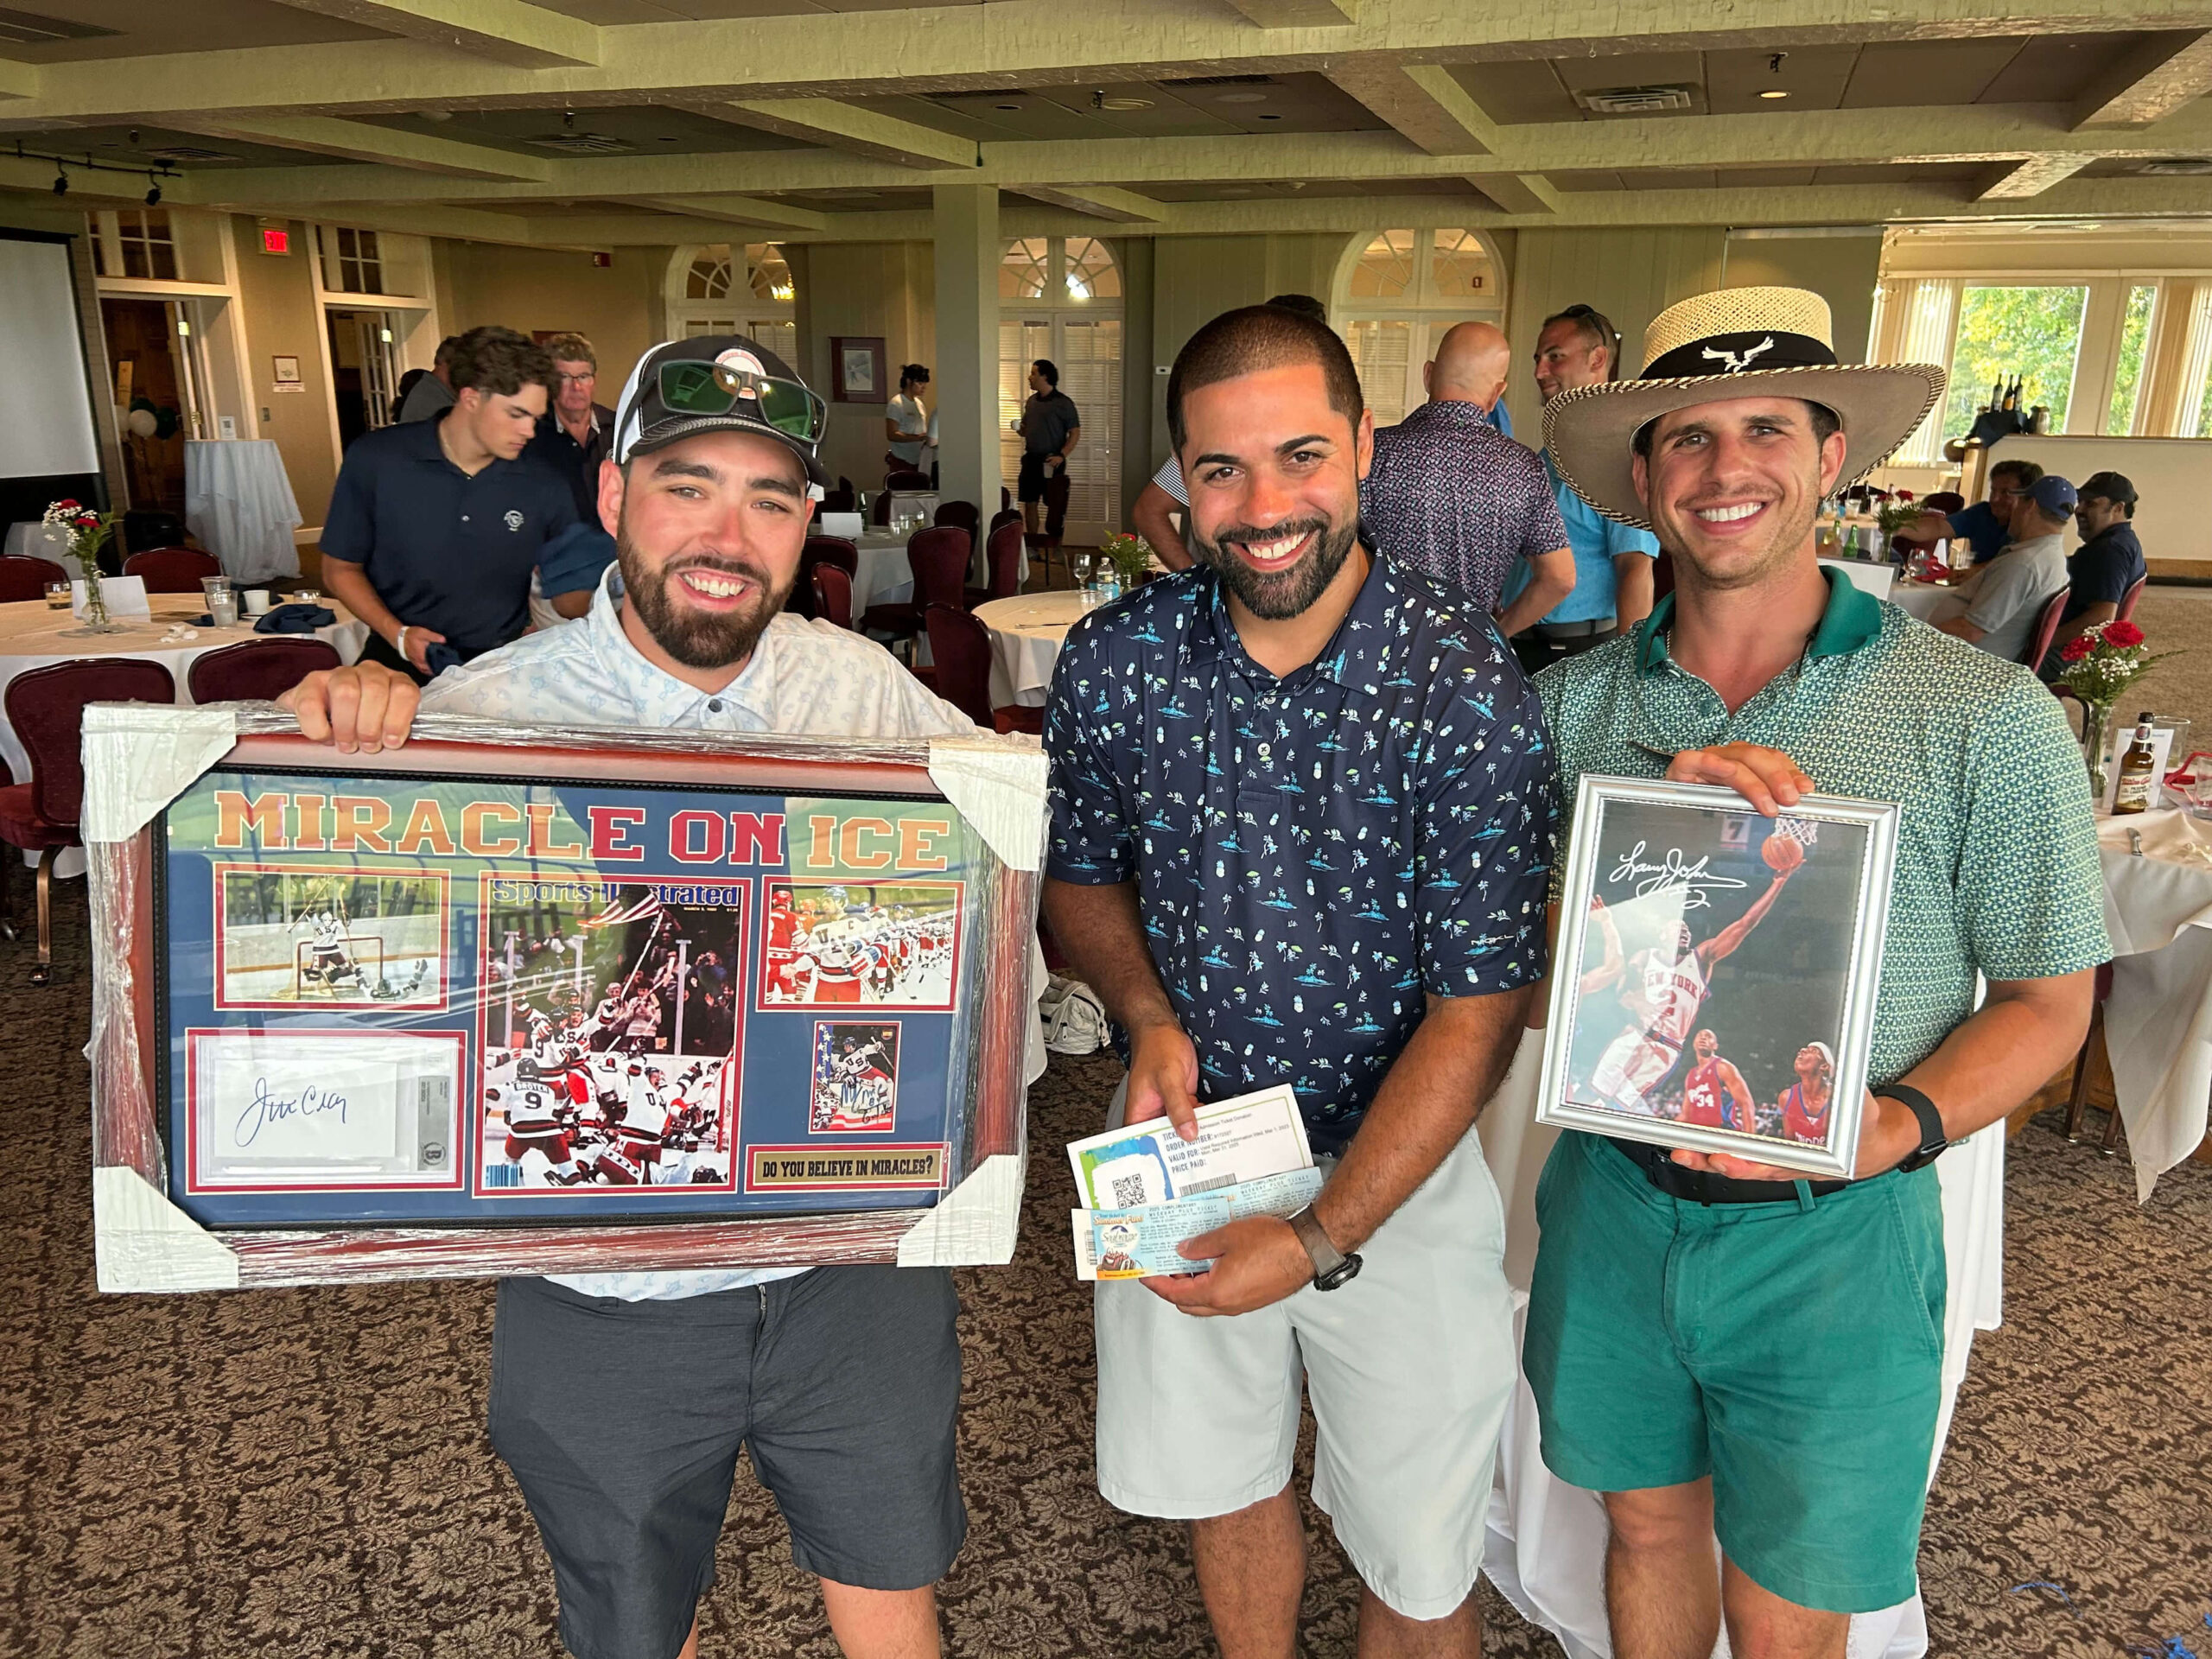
top-left (1360, 321), bottom-right (1574, 634)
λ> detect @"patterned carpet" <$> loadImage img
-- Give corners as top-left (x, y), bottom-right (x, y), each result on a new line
top-left (5, 880), bottom-right (2208, 1658)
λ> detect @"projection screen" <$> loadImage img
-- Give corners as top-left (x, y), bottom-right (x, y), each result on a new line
top-left (0, 235), bottom-right (101, 480)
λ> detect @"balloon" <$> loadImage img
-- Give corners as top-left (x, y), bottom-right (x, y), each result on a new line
top-left (126, 408), bottom-right (159, 438)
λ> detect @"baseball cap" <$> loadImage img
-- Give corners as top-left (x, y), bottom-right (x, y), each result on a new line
top-left (2076, 469), bottom-right (2138, 508)
top-left (2029, 474), bottom-right (2077, 517)
top-left (610, 334), bottom-right (829, 499)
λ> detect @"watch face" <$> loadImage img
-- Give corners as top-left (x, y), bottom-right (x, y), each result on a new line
top-left (1317, 1252), bottom-right (1363, 1290)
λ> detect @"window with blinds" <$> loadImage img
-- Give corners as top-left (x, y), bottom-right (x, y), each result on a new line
top-left (1344, 319), bottom-right (1413, 429)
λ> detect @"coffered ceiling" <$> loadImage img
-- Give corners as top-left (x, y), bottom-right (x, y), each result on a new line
top-left (3, 0), bottom-right (2212, 245)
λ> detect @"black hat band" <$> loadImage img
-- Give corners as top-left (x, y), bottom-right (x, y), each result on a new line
top-left (1643, 329), bottom-right (1836, 382)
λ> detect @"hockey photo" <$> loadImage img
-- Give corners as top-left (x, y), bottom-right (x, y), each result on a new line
top-left (759, 880), bottom-right (963, 1011)
top-left (1537, 779), bottom-right (1897, 1179)
top-left (214, 864), bottom-right (447, 1010)
top-left (475, 877), bottom-right (747, 1193)
top-left (810, 1021), bottom-right (900, 1133)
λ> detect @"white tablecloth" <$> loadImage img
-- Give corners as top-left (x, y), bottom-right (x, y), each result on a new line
top-left (1474, 1026), bottom-right (2005, 1659)
top-left (975, 590), bottom-right (1090, 708)
top-left (185, 439), bottom-right (303, 583)
top-left (1890, 581), bottom-right (1965, 625)
top-left (2094, 808), bottom-right (2212, 1199)
top-left (0, 594), bottom-right (367, 804)
top-left (1818, 556), bottom-right (1896, 600)
top-left (849, 530), bottom-right (915, 618)
top-left (4, 523), bottom-right (86, 581)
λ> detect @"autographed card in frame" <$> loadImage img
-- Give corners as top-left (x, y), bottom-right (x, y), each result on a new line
top-left (1536, 776), bottom-right (1898, 1179)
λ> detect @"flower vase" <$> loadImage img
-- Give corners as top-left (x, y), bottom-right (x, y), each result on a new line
top-left (64, 535), bottom-right (124, 635)
top-left (2082, 701), bottom-right (2113, 805)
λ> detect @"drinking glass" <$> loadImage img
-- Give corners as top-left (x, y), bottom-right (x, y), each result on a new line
top-left (1071, 550), bottom-right (1094, 591)
top-left (208, 588), bottom-right (239, 626)
top-left (43, 582), bottom-right (70, 610)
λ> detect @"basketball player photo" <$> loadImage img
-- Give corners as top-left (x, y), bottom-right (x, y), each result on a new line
top-left (1537, 777), bottom-right (1899, 1179)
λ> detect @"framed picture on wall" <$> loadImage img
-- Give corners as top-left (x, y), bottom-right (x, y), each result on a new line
top-left (270, 355), bottom-right (302, 386)
top-left (830, 336), bottom-right (886, 404)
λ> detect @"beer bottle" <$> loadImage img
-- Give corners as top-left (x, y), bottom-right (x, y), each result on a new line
top-left (2113, 713), bottom-right (2158, 815)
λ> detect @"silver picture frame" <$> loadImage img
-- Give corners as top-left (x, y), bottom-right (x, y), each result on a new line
top-left (1535, 775), bottom-right (1900, 1180)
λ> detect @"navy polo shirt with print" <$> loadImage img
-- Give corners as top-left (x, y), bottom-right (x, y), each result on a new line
top-left (1045, 557), bottom-right (1558, 1154)
top-left (320, 413), bottom-right (591, 658)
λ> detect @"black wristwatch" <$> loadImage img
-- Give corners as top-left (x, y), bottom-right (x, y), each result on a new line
top-left (1287, 1206), bottom-right (1363, 1290)
top-left (1880, 1084), bottom-right (1948, 1173)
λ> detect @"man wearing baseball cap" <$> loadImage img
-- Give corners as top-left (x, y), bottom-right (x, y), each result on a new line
top-left (2043, 468), bottom-right (2148, 674)
top-left (1935, 472), bottom-right (2072, 663)
top-left (1529, 287), bottom-right (2106, 1656)
top-left (280, 335), bottom-right (1009, 1659)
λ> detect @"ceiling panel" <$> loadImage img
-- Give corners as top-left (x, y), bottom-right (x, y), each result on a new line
top-left (1840, 39), bottom-right (2023, 107)
top-left (1713, 165), bottom-right (1820, 188)
top-left (1547, 170), bottom-right (1627, 192)
top-left (15, 122), bottom-right (335, 168)
top-left (354, 106), bottom-right (816, 156)
top-left (0, 0), bottom-right (385, 60)
top-left (1977, 32), bottom-right (2147, 104)
top-left (1703, 46), bottom-right (1859, 114)
top-left (1808, 161), bottom-right (1986, 184)
top-left (1445, 60), bottom-right (1576, 124)
top-left (1550, 49), bottom-right (1709, 118)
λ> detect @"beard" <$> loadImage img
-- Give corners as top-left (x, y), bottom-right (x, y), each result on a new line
top-left (1189, 512), bottom-right (1360, 621)
top-left (618, 530), bottom-right (794, 671)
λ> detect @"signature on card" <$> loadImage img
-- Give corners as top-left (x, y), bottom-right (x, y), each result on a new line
top-left (1605, 842), bottom-right (1748, 910)
top-left (232, 1075), bottom-right (351, 1147)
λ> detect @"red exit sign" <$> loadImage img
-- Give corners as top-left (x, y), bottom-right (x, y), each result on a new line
top-left (259, 226), bottom-right (290, 256)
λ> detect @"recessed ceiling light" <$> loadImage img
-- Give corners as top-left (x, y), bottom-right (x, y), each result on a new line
top-left (1099, 96), bottom-right (1152, 111)
top-left (1759, 89), bottom-right (1789, 99)
top-left (995, 102), bottom-right (1022, 111)
top-left (1258, 111), bottom-right (1284, 119)
top-left (1215, 92), bottom-right (1267, 105)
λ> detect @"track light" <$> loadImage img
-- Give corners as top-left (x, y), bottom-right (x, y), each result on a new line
top-left (145, 178), bottom-right (162, 206)
top-left (51, 167), bottom-right (67, 195)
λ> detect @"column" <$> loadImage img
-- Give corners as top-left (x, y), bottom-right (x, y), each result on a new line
top-left (932, 183), bottom-right (999, 537)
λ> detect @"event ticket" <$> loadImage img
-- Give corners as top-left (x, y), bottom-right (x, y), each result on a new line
top-left (1065, 1084), bottom-right (1313, 1211)
top-left (1071, 1166), bottom-right (1325, 1281)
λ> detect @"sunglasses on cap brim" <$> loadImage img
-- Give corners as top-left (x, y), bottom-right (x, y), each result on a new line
top-left (657, 359), bottom-right (827, 446)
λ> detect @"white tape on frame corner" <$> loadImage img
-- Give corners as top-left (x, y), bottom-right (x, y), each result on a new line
top-left (927, 734), bottom-right (1047, 873)
top-left (81, 702), bottom-right (240, 844)
top-left (896, 1151), bottom-right (1025, 1266)
top-left (93, 1166), bottom-right (242, 1293)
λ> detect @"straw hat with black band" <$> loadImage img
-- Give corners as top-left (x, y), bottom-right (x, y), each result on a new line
top-left (1542, 287), bottom-right (1946, 532)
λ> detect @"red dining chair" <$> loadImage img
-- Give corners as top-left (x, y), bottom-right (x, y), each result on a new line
top-left (861, 527), bottom-right (969, 652)
top-left (2063, 961), bottom-right (2123, 1153)
top-left (934, 499), bottom-right (980, 541)
top-left (0, 556), bottom-right (68, 602)
top-left (810, 563), bottom-right (854, 630)
top-left (965, 518), bottom-right (1026, 608)
top-left (1923, 491), bottom-right (1966, 515)
top-left (2117, 574), bottom-right (2147, 624)
top-left (803, 536), bottom-right (858, 576)
top-left (886, 469), bottom-right (932, 493)
top-left (0, 658), bottom-right (176, 983)
top-left (923, 603), bottom-right (1042, 734)
top-left (988, 506), bottom-right (1021, 537)
top-left (2022, 588), bottom-right (2069, 670)
top-left (122, 547), bottom-right (222, 594)
top-left (187, 638), bottom-right (342, 704)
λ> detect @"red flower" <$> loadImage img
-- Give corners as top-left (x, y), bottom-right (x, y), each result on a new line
top-left (2104, 620), bottom-right (2145, 648)
top-left (2061, 636), bottom-right (2094, 663)
top-left (54, 499), bottom-right (78, 509)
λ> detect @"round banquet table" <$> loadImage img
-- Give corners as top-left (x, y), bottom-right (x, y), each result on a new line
top-left (0, 594), bottom-right (369, 868)
top-left (1890, 578), bottom-right (1967, 625)
top-left (849, 528), bottom-right (917, 619)
top-left (973, 590), bottom-right (1090, 709)
top-left (2093, 806), bottom-right (2212, 1200)
top-left (184, 438), bottom-right (304, 584)
top-left (1473, 1027), bottom-right (2005, 1659)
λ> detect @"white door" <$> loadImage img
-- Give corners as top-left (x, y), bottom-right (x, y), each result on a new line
top-left (354, 314), bottom-right (397, 432)
top-left (1000, 316), bottom-right (1122, 543)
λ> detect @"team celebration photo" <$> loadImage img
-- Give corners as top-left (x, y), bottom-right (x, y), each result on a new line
top-left (759, 880), bottom-right (963, 1010)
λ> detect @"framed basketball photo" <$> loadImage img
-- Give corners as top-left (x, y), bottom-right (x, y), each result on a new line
top-left (1535, 776), bottom-right (1900, 1179)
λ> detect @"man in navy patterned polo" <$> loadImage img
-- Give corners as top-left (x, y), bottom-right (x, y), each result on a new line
top-left (1044, 304), bottom-right (1555, 1657)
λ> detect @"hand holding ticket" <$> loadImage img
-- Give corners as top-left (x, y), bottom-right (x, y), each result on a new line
top-left (1067, 1084), bottom-right (1317, 1281)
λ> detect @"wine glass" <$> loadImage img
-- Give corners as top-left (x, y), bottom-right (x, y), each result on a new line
top-left (1071, 550), bottom-right (1094, 593)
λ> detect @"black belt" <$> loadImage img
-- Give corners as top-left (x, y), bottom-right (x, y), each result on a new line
top-left (1611, 1138), bottom-right (1849, 1205)
top-left (1538, 618), bottom-right (1616, 639)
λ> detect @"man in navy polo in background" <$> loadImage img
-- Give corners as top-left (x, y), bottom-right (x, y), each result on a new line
top-left (320, 324), bottom-right (612, 682)
top-left (1898, 455), bottom-right (2042, 566)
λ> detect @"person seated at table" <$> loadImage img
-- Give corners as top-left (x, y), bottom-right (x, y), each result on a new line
top-left (321, 326), bottom-right (612, 683)
top-left (886, 365), bottom-right (931, 474)
top-left (2040, 469), bottom-right (2147, 677)
top-left (1897, 457), bottom-right (2041, 565)
top-left (1936, 474), bottom-right (2073, 662)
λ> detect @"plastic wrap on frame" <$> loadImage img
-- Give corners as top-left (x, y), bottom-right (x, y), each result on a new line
top-left (86, 704), bottom-right (1043, 1291)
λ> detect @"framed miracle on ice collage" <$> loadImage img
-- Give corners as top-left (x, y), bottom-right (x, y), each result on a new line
top-left (83, 707), bottom-right (1046, 1291)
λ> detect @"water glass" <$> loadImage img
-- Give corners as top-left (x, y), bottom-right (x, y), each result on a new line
top-left (200, 575), bottom-right (234, 607)
top-left (208, 588), bottom-right (239, 626)
top-left (1071, 550), bottom-right (1094, 591)
top-left (43, 582), bottom-right (70, 610)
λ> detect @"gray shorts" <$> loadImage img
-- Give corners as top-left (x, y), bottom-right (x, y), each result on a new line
top-left (488, 1267), bottom-right (966, 1659)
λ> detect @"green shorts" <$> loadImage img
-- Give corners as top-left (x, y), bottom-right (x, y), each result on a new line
top-left (1524, 1130), bottom-right (1946, 1613)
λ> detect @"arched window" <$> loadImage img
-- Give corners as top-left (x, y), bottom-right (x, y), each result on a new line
top-left (1334, 226), bottom-right (1506, 428)
top-left (998, 238), bottom-right (1126, 539)
top-left (670, 243), bottom-right (796, 364)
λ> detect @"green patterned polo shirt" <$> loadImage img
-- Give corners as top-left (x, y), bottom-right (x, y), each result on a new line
top-left (1535, 569), bottom-right (2109, 1086)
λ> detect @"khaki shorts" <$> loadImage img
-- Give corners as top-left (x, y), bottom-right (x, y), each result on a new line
top-left (1093, 1087), bottom-right (1516, 1620)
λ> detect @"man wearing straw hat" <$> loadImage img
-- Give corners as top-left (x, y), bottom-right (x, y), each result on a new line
top-left (1525, 287), bottom-right (2107, 1656)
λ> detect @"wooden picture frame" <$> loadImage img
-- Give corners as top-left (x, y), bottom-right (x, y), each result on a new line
top-left (830, 335), bottom-right (887, 404)
top-left (86, 710), bottom-right (1042, 1290)
top-left (270, 354), bottom-right (302, 385)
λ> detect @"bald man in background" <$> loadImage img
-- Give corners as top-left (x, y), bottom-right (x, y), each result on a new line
top-left (1361, 321), bottom-right (1574, 634)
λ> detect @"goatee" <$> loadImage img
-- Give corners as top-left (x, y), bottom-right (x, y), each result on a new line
top-left (619, 532), bottom-right (793, 670)
top-left (1191, 514), bottom-right (1360, 620)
